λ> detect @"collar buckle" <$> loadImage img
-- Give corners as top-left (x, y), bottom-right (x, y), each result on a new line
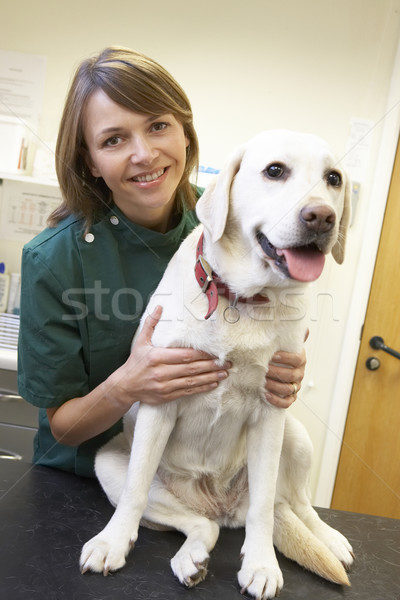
top-left (196, 255), bottom-right (213, 292)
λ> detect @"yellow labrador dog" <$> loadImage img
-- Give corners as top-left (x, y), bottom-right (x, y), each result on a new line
top-left (80, 130), bottom-right (354, 599)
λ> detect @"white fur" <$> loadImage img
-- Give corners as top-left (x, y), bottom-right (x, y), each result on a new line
top-left (80, 130), bottom-right (354, 598)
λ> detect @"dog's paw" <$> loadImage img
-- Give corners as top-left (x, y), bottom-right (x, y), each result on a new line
top-left (238, 560), bottom-right (283, 599)
top-left (170, 540), bottom-right (210, 587)
top-left (322, 527), bottom-right (355, 571)
top-left (80, 532), bottom-right (133, 575)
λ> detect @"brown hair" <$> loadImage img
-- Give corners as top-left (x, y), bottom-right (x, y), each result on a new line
top-left (49, 47), bottom-right (199, 230)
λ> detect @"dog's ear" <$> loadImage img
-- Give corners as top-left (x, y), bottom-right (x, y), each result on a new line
top-left (196, 145), bottom-right (245, 243)
top-left (331, 176), bottom-right (352, 264)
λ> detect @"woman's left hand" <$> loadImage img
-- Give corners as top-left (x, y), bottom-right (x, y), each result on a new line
top-left (265, 348), bottom-right (306, 408)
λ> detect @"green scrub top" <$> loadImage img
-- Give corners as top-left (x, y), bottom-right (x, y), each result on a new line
top-left (18, 197), bottom-right (200, 477)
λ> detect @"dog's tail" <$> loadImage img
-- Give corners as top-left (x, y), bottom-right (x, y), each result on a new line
top-left (273, 503), bottom-right (350, 586)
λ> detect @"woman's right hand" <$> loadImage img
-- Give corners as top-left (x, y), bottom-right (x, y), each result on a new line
top-left (109, 305), bottom-right (232, 408)
top-left (47, 306), bottom-right (231, 447)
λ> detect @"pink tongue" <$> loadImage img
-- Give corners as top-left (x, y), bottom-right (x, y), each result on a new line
top-left (281, 247), bottom-right (325, 282)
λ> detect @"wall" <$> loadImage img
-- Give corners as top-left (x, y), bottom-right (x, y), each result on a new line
top-left (2, 0), bottom-right (400, 500)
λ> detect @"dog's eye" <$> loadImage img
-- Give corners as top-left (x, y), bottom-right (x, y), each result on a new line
top-left (326, 170), bottom-right (342, 187)
top-left (264, 163), bottom-right (285, 179)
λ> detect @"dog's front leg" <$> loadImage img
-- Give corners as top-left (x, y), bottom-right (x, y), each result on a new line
top-left (238, 406), bottom-right (286, 599)
top-left (80, 402), bottom-right (177, 575)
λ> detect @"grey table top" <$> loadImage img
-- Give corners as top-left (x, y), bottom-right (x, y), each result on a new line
top-left (1, 460), bottom-right (399, 600)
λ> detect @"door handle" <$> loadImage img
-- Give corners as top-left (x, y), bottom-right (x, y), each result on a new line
top-left (369, 336), bottom-right (400, 360)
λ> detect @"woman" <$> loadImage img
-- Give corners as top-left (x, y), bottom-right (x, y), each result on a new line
top-left (18, 47), bottom-right (306, 477)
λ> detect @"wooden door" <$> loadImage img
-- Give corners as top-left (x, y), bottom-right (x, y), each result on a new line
top-left (331, 136), bottom-right (400, 519)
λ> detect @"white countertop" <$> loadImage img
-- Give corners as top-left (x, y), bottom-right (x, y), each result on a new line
top-left (0, 313), bottom-right (19, 371)
top-left (0, 348), bottom-right (17, 371)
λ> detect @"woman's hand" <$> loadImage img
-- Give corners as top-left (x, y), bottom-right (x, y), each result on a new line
top-left (112, 305), bottom-right (232, 408)
top-left (47, 306), bottom-right (231, 446)
top-left (265, 348), bottom-right (307, 408)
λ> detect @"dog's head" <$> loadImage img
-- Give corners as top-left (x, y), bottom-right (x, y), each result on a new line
top-left (196, 130), bottom-right (351, 285)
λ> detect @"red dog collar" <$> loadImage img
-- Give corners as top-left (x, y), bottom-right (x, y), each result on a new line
top-left (194, 232), bottom-right (269, 320)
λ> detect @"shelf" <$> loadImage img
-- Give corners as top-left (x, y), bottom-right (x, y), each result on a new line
top-left (0, 172), bottom-right (59, 188)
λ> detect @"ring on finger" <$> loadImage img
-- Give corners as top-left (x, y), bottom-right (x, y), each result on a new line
top-left (291, 382), bottom-right (298, 395)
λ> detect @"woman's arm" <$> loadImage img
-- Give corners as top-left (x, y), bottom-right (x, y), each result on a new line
top-left (47, 306), bottom-right (231, 445)
top-left (47, 302), bottom-right (306, 445)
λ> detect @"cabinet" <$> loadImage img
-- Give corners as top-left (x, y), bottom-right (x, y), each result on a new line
top-left (0, 365), bottom-right (38, 461)
top-left (0, 173), bottom-right (52, 461)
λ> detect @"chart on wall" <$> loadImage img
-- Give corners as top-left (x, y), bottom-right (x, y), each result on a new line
top-left (0, 49), bottom-right (46, 124)
top-left (0, 179), bottom-right (61, 243)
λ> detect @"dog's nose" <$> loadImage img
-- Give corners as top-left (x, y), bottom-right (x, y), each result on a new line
top-left (300, 204), bottom-right (336, 233)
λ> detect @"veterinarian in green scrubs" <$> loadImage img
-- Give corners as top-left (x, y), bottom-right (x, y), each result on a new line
top-left (18, 47), bottom-right (306, 477)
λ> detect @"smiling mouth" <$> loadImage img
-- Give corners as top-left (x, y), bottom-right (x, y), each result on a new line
top-left (255, 230), bottom-right (326, 282)
top-left (131, 167), bottom-right (167, 183)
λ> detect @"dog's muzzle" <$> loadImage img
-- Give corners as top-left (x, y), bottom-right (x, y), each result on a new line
top-left (256, 231), bottom-right (326, 282)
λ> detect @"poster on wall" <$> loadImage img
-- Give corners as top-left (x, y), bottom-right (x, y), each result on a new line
top-left (0, 49), bottom-right (47, 174)
top-left (0, 49), bottom-right (46, 124)
top-left (0, 179), bottom-right (61, 243)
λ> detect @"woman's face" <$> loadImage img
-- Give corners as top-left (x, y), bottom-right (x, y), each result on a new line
top-left (83, 89), bottom-right (189, 231)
